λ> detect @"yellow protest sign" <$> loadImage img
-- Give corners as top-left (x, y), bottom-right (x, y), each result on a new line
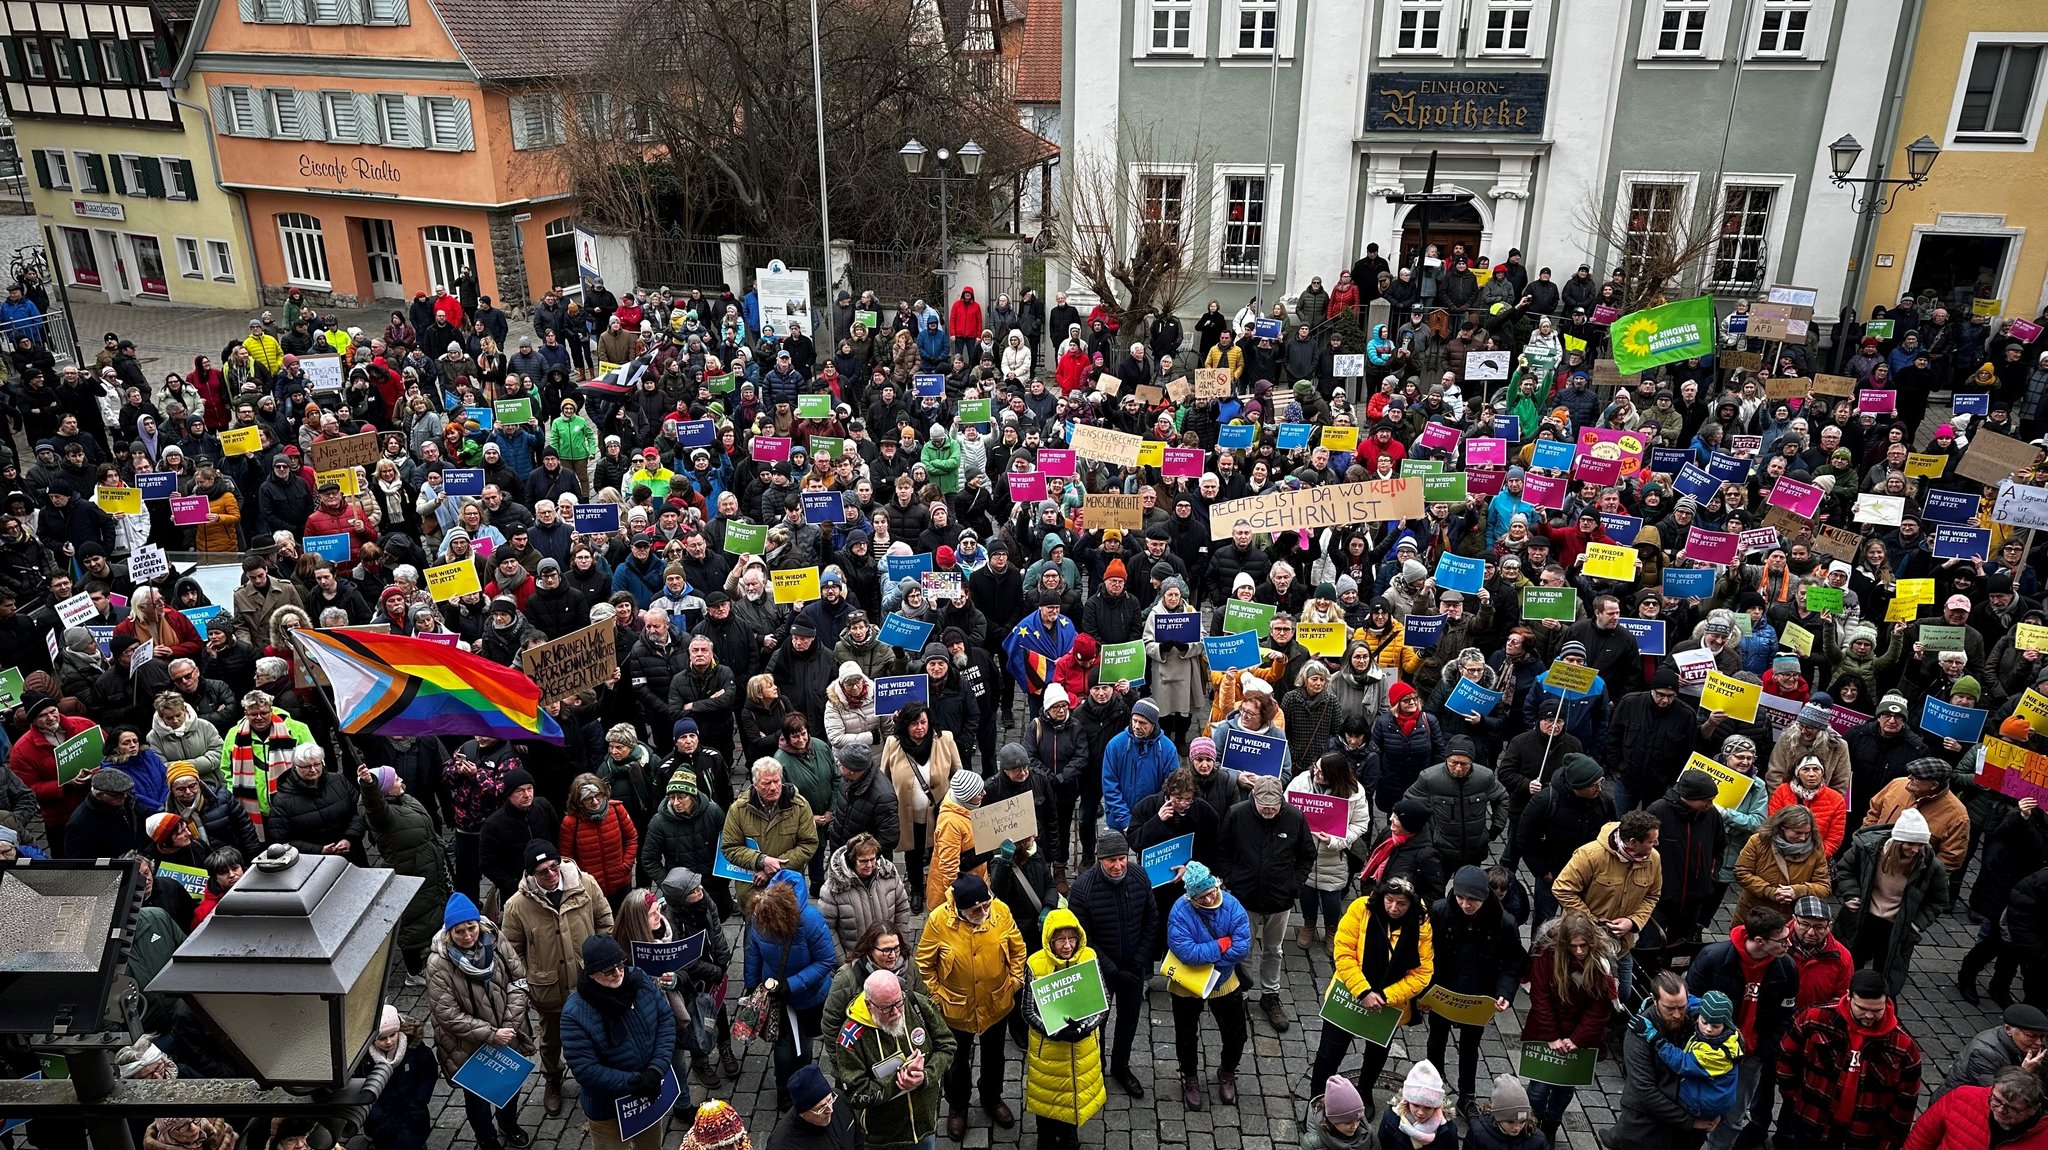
top-left (425, 559), bottom-right (481, 603)
top-left (218, 426), bottom-right (263, 456)
top-left (1137, 441), bottom-right (1165, 468)
top-left (1581, 542), bottom-right (1638, 581)
top-left (1563, 335), bottom-right (1587, 354)
top-left (95, 486), bottom-right (141, 515)
top-left (1545, 660), bottom-right (1598, 695)
top-left (1321, 425), bottom-right (1359, 453)
top-left (2018, 623), bottom-right (2048, 652)
top-left (1701, 670), bottom-right (1761, 722)
top-left (2019, 690), bottom-right (2048, 735)
top-left (772, 566), bottom-right (821, 604)
top-left (1685, 752), bottom-right (1759, 809)
top-left (1781, 622), bottom-right (1814, 656)
top-left (315, 467), bottom-right (360, 496)
top-left (1887, 577), bottom-right (1936, 622)
top-left (1418, 986), bottom-right (1500, 1027)
top-left (1297, 622), bottom-right (1348, 657)
top-left (1986, 737), bottom-right (2030, 770)
top-left (1905, 453), bottom-right (1948, 478)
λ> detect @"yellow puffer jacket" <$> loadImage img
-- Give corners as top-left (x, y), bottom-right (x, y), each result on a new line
top-left (924, 797), bottom-right (985, 912)
top-left (1331, 894), bottom-right (1435, 1023)
top-left (1022, 908), bottom-right (1108, 1128)
top-left (915, 890), bottom-right (1026, 1035)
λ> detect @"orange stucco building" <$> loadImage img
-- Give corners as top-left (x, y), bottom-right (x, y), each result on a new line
top-left (187, 0), bottom-right (605, 309)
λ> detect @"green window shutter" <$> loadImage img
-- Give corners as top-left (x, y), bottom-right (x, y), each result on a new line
top-left (140, 156), bottom-right (164, 197)
top-left (108, 155), bottom-right (126, 195)
top-left (84, 154), bottom-right (106, 192)
top-left (1, 41), bottom-right (19, 80)
top-left (176, 158), bottom-right (195, 197)
top-left (30, 150), bottom-right (48, 189)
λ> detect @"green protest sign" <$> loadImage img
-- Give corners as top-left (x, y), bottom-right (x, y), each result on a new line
top-left (1098, 640), bottom-right (1147, 683)
top-left (1319, 978), bottom-right (1401, 1046)
top-left (796, 394), bottom-right (832, 419)
top-left (492, 398), bottom-right (533, 425)
top-left (706, 372), bottom-right (735, 394)
top-left (1518, 1042), bottom-right (1597, 1086)
top-left (855, 310), bottom-right (879, 332)
top-left (1030, 958), bottom-right (1108, 1033)
top-left (1221, 600), bottom-right (1276, 637)
top-left (723, 522), bottom-right (767, 555)
top-left (1863, 319), bottom-right (1894, 340)
top-left (1400, 459), bottom-right (1445, 476)
top-left (0, 667), bottom-right (22, 710)
top-left (54, 724), bottom-right (103, 784)
top-left (1520, 586), bottom-right (1578, 622)
top-left (1803, 585), bottom-right (1843, 613)
top-left (809, 436), bottom-right (844, 460)
top-left (1918, 623), bottom-right (1968, 651)
top-left (1422, 474), bottom-right (1467, 503)
top-left (959, 398), bottom-right (993, 426)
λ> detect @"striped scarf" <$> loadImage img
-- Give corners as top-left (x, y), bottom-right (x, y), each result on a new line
top-left (227, 718), bottom-right (298, 820)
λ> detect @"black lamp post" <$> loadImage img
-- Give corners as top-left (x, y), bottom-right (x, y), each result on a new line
top-left (900, 138), bottom-right (984, 300)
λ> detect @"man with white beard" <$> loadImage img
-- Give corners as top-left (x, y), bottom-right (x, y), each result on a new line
top-left (832, 969), bottom-right (955, 1149)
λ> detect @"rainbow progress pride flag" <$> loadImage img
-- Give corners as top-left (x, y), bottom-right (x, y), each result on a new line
top-left (293, 628), bottom-right (563, 743)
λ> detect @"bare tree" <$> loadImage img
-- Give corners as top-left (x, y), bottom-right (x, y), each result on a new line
top-left (1057, 124), bottom-right (1211, 332)
top-left (1574, 174), bottom-right (1748, 312)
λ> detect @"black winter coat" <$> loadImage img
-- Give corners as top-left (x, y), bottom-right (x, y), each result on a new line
top-left (1842, 720), bottom-right (1929, 825)
top-left (827, 767), bottom-right (900, 852)
top-left (669, 663), bottom-right (740, 754)
top-left (1648, 786), bottom-right (1725, 928)
top-left (1495, 727), bottom-right (1585, 817)
top-left (523, 584), bottom-right (590, 640)
top-left (638, 795), bottom-right (725, 884)
top-left (1606, 691), bottom-right (1700, 802)
top-left (1516, 782), bottom-right (1616, 879)
top-left (1066, 862), bottom-right (1160, 986)
top-left (1080, 591), bottom-right (1144, 647)
top-left (765, 642), bottom-right (834, 738)
top-left (1684, 934), bottom-right (1798, 1048)
top-left (1218, 802), bottom-right (1315, 914)
top-left (265, 768), bottom-right (367, 865)
top-left (479, 796), bottom-right (559, 899)
top-left (1362, 827), bottom-right (1445, 902)
top-left (624, 635), bottom-right (687, 732)
top-left (62, 796), bottom-right (150, 859)
top-left (182, 782), bottom-right (263, 859)
top-left (1427, 897), bottom-right (1524, 1000)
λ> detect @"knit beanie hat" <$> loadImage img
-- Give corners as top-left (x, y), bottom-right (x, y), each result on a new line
top-left (146, 812), bottom-right (182, 847)
top-left (949, 770), bottom-right (985, 805)
top-left (1488, 1074), bottom-right (1532, 1122)
top-left (1402, 1060), bottom-right (1446, 1107)
top-left (683, 1100), bottom-right (751, 1150)
top-left (1890, 808), bottom-right (1932, 844)
top-left (1322, 1074), bottom-right (1366, 1124)
top-left (371, 766), bottom-right (400, 795)
top-left (1181, 860), bottom-right (1220, 899)
top-left (165, 760), bottom-right (201, 788)
top-left (1189, 736), bottom-right (1217, 759)
top-left (1699, 990), bottom-right (1735, 1025)
top-left (443, 892), bottom-right (482, 932)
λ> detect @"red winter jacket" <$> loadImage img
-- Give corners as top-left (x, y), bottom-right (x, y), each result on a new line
top-left (113, 609), bottom-right (204, 663)
top-left (560, 801), bottom-right (638, 895)
top-left (1521, 944), bottom-right (1616, 1055)
top-left (11, 713), bottom-right (99, 830)
top-left (1770, 781), bottom-right (1849, 857)
top-left (1053, 634), bottom-right (1101, 703)
top-left (1790, 932), bottom-right (1854, 1010)
top-left (1327, 282), bottom-right (1361, 322)
top-left (305, 503), bottom-right (375, 562)
top-left (950, 293), bottom-right (983, 340)
top-left (1903, 1084), bottom-right (2044, 1150)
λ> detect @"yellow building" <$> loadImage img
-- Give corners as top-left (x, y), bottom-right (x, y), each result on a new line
top-left (4, 0), bottom-right (257, 308)
top-left (1861, 0), bottom-right (2047, 322)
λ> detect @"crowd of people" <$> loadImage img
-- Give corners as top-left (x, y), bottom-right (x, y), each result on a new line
top-left (7, 246), bottom-right (2048, 1150)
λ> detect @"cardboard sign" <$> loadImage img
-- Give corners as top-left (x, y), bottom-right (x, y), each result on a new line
top-left (1764, 375), bottom-right (1810, 400)
top-left (1207, 478), bottom-right (1424, 540)
top-left (127, 545), bottom-right (169, 584)
top-left (1961, 428), bottom-right (2042, 485)
top-left (1811, 524), bottom-right (1861, 562)
top-left (1993, 480), bottom-right (2048, 530)
top-left (1069, 423), bottom-right (1144, 467)
top-left (426, 560), bottom-right (481, 602)
top-left (772, 567), bottom-right (821, 604)
top-left (1809, 373), bottom-right (1856, 397)
top-left (971, 791), bottom-right (1040, 853)
top-left (1465, 350), bottom-right (1511, 381)
top-left (1083, 494), bottom-right (1143, 531)
top-left (1194, 368), bottom-right (1233, 399)
top-left (519, 618), bottom-right (618, 705)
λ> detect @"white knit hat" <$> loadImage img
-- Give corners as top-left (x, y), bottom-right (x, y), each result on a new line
top-left (1890, 808), bottom-right (1932, 844)
top-left (1402, 1060), bottom-right (1446, 1107)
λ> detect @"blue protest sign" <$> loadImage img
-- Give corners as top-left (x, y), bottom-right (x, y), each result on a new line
top-left (1253, 317), bottom-right (1284, 340)
top-left (0, 1071), bottom-right (42, 1135)
top-left (885, 553), bottom-right (933, 581)
top-left (1444, 677), bottom-right (1502, 718)
top-left (453, 1046), bottom-right (535, 1110)
top-left (1404, 613), bottom-right (1446, 648)
top-left (676, 419), bottom-right (717, 447)
top-left (1218, 423), bottom-right (1257, 450)
top-left (879, 613), bottom-right (934, 650)
top-left (630, 931), bottom-right (705, 975)
top-left (574, 503), bottom-right (621, 533)
top-left (304, 533), bottom-right (351, 563)
top-left (1203, 631), bottom-right (1260, 672)
top-left (1221, 726), bottom-right (1286, 775)
top-left (1921, 490), bottom-right (1982, 525)
top-left (1672, 464), bottom-right (1719, 501)
top-left (1152, 611), bottom-right (1202, 644)
top-left (1706, 452), bottom-right (1751, 483)
top-left (801, 490), bottom-right (843, 525)
top-left (875, 675), bottom-right (928, 715)
top-left (1493, 415), bottom-right (1520, 440)
top-left (1277, 423), bottom-right (1313, 450)
top-left (1141, 833), bottom-right (1194, 888)
top-left (184, 605), bottom-right (223, 640)
top-left (1531, 440), bottom-right (1577, 471)
top-left (134, 471), bottom-right (179, 500)
top-left (1662, 567), bottom-right (1717, 599)
top-left (616, 1066), bottom-right (681, 1141)
top-left (1434, 553), bottom-right (1484, 595)
top-left (1617, 617), bottom-right (1667, 656)
top-left (914, 373), bottom-right (945, 398)
top-left (1650, 447), bottom-right (1693, 474)
top-left (1600, 513), bottom-right (1642, 545)
top-left (712, 838), bottom-right (760, 882)
top-left (1932, 525), bottom-right (1990, 561)
top-left (1921, 697), bottom-right (1987, 744)
top-left (89, 625), bottom-right (113, 657)
top-left (1954, 392), bottom-right (1990, 417)
top-left (1726, 313), bottom-right (1748, 333)
top-left (465, 406), bottom-right (495, 431)
top-left (444, 468), bottom-right (485, 496)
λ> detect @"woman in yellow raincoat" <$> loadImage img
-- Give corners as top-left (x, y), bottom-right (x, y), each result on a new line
top-left (1018, 907), bottom-right (1109, 1150)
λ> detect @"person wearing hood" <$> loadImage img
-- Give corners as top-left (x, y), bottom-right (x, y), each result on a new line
top-left (561, 932), bottom-right (676, 1150)
top-left (427, 894), bottom-right (536, 1150)
top-left (1307, 875), bottom-right (1434, 1115)
top-left (1835, 810), bottom-right (1949, 997)
top-left (501, 839), bottom-right (615, 1117)
top-left (1018, 907), bottom-right (1110, 1150)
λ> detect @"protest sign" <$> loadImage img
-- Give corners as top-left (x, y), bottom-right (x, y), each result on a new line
top-left (879, 614), bottom-right (934, 651)
top-left (1520, 1043), bottom-right (1597, 1087)
top-left (1153, 612), bottom-right (1201, 644)
top-left (772, 567), bottom-right (821, 604)
top-left (1142, 834), bottom-right (1194, 887)
top-left (1859, 390), bottom-right (1897, 414)
top-left (217, 426), bottom-right (262, 457)
top-left (1544, 661), bottom-right (1597, 695)
top-left (453, 1046), bottom-right (536, 1109)
top-left (1521, 586), bottom-right (1577, 621)
top-left (1287, 791), bottom-right (1347, 837)
top-left (1031, 959), bottom-right (1108, 1033)
top-left (1333, 354), bottom-right (1366, 377)
top-left (873, 675), bottom-right (927, 716)
top-left (615, 1067), bottom-right (681, 1141)
top-left (134, 471), bottom-right (178, 500)
top-left (1617, 617), bottom-right (1666, 656)
top-left (1404, 614), bottom-right (1446, 648)
top-left (1297, 622), bottom-right (1348, 658)
top-left (2018, 622), bottom-right (2048, 652)
top-left (1812, 524), bottom-right (1861, 562)
top-left (1924, 489), bottom-right (1983, 525)
top-left (170, 494), bottom-right (210, 526)
top-left (304, 533), bottom-right (352, 563)
top-left (1932, 525), bottom-right (1991, 561)
top-left (801, 490), bottom-right (844, 525)
top-left (1434, 553), bottom-right (1484, 594)
top-left (1221, 727), bottom-right (1287, 775)
top-left (629, 933), bottom-right (706, 976)
top-left (1036, 448), bottom-right (1077, 478)
top-left (750, 436), bottom-right (791, 463)
top-left (796, 394), bottom-right (832, 420)
top-left (1194, 368), bottom-right (1233, 399)
top-left (1098, 640), bottom-right (1147, 683)
top-left (1738, 528), bottom-right (1781, 555)
top-left (1922, 698), bottom-right (1987, 744)
top-left (1994, 481), bottom-right (2048, 530)
top-left (1917, 623), bottom-right (1968, 652)
top-left (1782, 622), bottom-right (1815, 656)
top-left (127, 545), bottom-right (169, 584)
top-left (426, 560), bottom-right (481, 602)
top-left (1707, 452), bottom-right (1752, 483)
top-left (1070, 423), bottom-right (1144, 466)
top-left (494, 397), bottom-right (534, 426)
top-left (884, 553), bottom-right (932, 581)
top-left (1532, 440), bottom-right (1577, 471)
top-left (54, 725), bottom-right (103, 784)
top-left (1522, 475), bottom-right (1569, 510)
top-left (1217, 423), bottom-right (1257, 450)
top-left (1961, 428), bottom-right (2042, 485)
top-left (1419, 986), bottom-right (1500, 1027)
top-left (972, 792), bottom-right (1040, 853)
top-left (1446, 677), bottom-right (1504, 716)
top-left (1465, 438), bottom-right (1507, 467)
top-left (1575, 455), bottom-right (1622, 486)
top-left (722, 521), bottom-right (766, 555)
top-left (1277, 424), bottom-right (1313, 450)
top-left (1701, 671), bottom-right (1761, 722)
top-left (1685, 752), bottom-right (1759, 809)
top-left (520, 619), bottom-right (618, 704)
top-left (1320, 978), bottom-right (1401, 1045)
top-left (1465, 350), bottom-right (1511, 380)
top-left (1662, 568), bottom-right (1717, 599)
top-left (574, 503), bottom-right (622, 534)
top-left (1767, 476), bottom-right (1824, 518)
top-left (1162, 447), bottom-right (1204, 478)
top-left (1084, 494), bottom-right (1143, 531)
top-left (443, 468), bottom-right (485, 497)
top-left (1853, 494), bottom-right (1906, 526)
top-left (1320, 426), bottom-right (1358, 453)
top-left (1207, 478), bottom-right (1424, 540)
top-left (96, 485), bottom-right (141, 515)
top-left (1221, 600), bottom-right (1276, 636)
top-left (1420, 422), bottom-right (1462, 451)
top-left (1955, 391), bottom-right (1990, 416)
top-left (1575, 428), bottom-right (1650, 476)
top-left (1203, 631), bottom-right (1260, 672)
top-left (305, 431), bottom-right (378, 471)
top-left (1906, 452), bottom-right (1948, 479)
top-left (1420, 473), bottom-right (1467, 503)
top-left (1581, 543), bottom-right (1638, 581)
top-left (920, 569), bottom-right (962, 604)
top-left (1683, 527), bottom-right (1737, 565)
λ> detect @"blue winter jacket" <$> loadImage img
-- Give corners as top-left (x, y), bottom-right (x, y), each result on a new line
top-left (1523, 669), bottom-right (1609, 752)
top-left (916, 323), bottom-right (950, 365)
top-left (611, 552), bottom-right (668, 608)
top-left (1165, 891), bottom-right (1251, 979)
top-left (1486, 489), bottom-right (1538, 549)
top-left (1101, 724), bottom-right (1181, 833)
top-left (743, 871), bottom-right (839, 1011)
top-left (561, 969), bottom-right (676, 1119)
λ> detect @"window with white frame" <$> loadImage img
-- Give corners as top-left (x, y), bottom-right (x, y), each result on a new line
top-left (378, 93), bottom-right (415, 147)
top-left (1140, 173), bottom-right (1187, 247)
top-left (138, 39), bottom-right (161, 78)
top-left (1958, 43), bottom-right (2043, 139)
top-left (207, 239), bottom-right (235, 281)
top-left (278, 212), bottom-right (331, 288)
top-left (1393, 0), bottom-right (1444, 53)
top-left (421, 225), bottom-right (476, 296)
top-left (49, 39), bottom-right (72, 80)
top-left (222, 86), bottom-right (262, 135)
top-left (39, 150), bottom-right (70, 190)
top-left (1483, 0), bottom-right (1534, 53)
top-left (20, 42), bottom-right (44, 80)
top-left (1711, 186), bottom-right (1774, 289)
top-left (114, 154), bottom-right (146, 196)
top-left (367, 0), bottom-right (407, 23)
top-left (510, 93), bottom-right (566, 149)
top-left (1654, 0), bottom-right (1710, 56)
top-left (73, 151), bottom-right (103, 193)
top-left (160, 157), bottom-right (189, 199)
top-left (175, 236), bottom-right (202, 278)
top-left (1150, 0), bottom-right (1193, 52)
top-left (1621, 182), bottom-right (1684, 286)
top-left (322, 92), bottom-right (359, 141)
top-left (98, 40), bottom-right (128, 80)
top-left (267, 88), bottom-right (302, 138)
top-left (1236, 0), bottom-right (1277, 52)
top-left (1753, 0), bottom-right (1807, 55)
top-left (1219, 174), bottom-right (1267, 276)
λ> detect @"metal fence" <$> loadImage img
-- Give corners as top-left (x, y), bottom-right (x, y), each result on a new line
top-left (986, 246), bottom-right (1021, 303)
top-left (845, 243), bottom-right (943, 307)
top-left (632, 228), bottom-right (726, 295)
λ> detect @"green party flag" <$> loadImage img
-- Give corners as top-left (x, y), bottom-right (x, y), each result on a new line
top-left (1610, 295), bottom-right (1717, 376)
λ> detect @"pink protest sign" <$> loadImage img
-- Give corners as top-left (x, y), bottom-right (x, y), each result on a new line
top-left (1007, 472), bottom-right (1048, 502)
top-left (1829, 705), bottom-right (1871, 737)
top-left (170, 494), bottom-right (209, 526)
top-left (1592, 305), bottom-right (1620, 325)
top-left (750, 436), bottom-right (791, 463)
top-left (1037, 448), bottom-right (1077, 478)
top-left (1466, 468), bottom-right (1505, 497)
top-left (1465, 438), bottom-right (1507, 467)
top-left (416, 631), bottom-right (460, 646)
top-left (1683, 527), bottom-right (1738, 565)
top-left (1768, 476), bottom-right (1824, 517)
top-left (1858, 390), bottom-right (1897, 414)
top-left (1419, 422), bottom-right (1461, 451)
top-left (1574, 455), bottom-right (1622, 485)
top-left (2014, 318), bottom-right (2045, 343)
top-left (1162, 447), bottom-right (1204, 478)
top-left (1576, 428), bottom-right (1649, 476)
top-left (1287, 791), bottom-right (1347, 837)
top-left (1522, 474), bottom-right (1569, 509)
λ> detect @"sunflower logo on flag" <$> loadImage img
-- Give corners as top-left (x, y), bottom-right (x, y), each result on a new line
top-left (1617, 315), bottom-right (1660, 359)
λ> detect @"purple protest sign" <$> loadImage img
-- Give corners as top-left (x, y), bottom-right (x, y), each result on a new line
top-left (1419, 423), bottom-right (1461, 451)
top-left (1767, 476), bottom-right (1824, 518)
top-left (1007, 472), bottom-right (1048, 502)
top-left (1522, 474), bottom-right (1568, 509)
top-left (1466, 468), bottom-right (1505, 497)
top-left (1858, 390), bottom-right (1897, 414)
top-left (1465, 438), bottom-right (1507, 467)
top-left (1037, 448), bottom-right (1077, 478)
top-left (1591, 304), bottom-right (1620, 325)
top-left (170, 494), bottom-right (209, 526)
top-left (1287, 791), bottom-right (1347, 837)
top-left (1573, 455), bottom-right (1621, 485)
top-left (750, 436), bottom-right (791, 463)
top-left (1682, 527), bottom-right (1737, 565)
top-left (1162, 447), bottom-right (1204, 478)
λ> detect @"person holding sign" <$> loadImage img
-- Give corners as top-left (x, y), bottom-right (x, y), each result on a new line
top-left (426, 894), bottom-right (536, 1150)
top-left (1163, 861), bottom-right (1252, 1111)
top-left (1422, 866), bottom-right (1527, 1118)
top-left (610, 887), bottom-right (709, 1096)
top-left (1304, 874), bottom-right (1434, 1116)
top-left (1018, 907), bottom-right (1111, 1149)
top-left (1521, 911), bottom-right (1619, 1146)
top-left (561, 934), bottom-right (676, 1150)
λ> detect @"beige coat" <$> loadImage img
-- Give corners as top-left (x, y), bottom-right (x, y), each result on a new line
top-left (1551, 821), bottom-right (1663, 954)
top-left (880, 733), bottom-right (960, 853)
top-left (1763, 726), bottom-right (1852, 792)
top-left (1730, 831), bottom-right (1832, 922)
top-left (498, 861), bottom-right (614, 1011)
top-left (1862, 778), bottom-right (1971, 871)
top-left (424, 923), bottom-right (534, 1079)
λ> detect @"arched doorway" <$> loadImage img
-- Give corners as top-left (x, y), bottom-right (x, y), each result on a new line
top-left (1397, 200), bottom-right (1486, 269)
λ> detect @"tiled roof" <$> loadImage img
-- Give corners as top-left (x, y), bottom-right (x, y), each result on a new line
top-left (428, 0), bottom-right (619, 80)
top-left (1012, 0), bottom-right (1059, 103)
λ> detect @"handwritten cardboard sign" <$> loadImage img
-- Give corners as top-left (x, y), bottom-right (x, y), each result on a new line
top-left (1207, 478), bottom-right (1424, 541)
top-left (519, 618), bottom-right (618, 704)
